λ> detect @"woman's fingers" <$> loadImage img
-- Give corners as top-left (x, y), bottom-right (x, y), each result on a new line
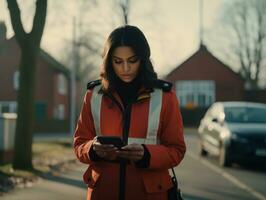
top-left (121, 144), bottom-right (143, 151)
top-left (117, 152), bottom-right (143, 162)
top-left (117, 150), bottom-right (143, 157)
top-left (95, 149), bottom-right (117, 159)
top-left (92, 141), bottom-right (144, 161)
top-left (93, 142), bottom-right (117, 151)
top-left (92, 141), bottom-right (118, 159)
top-left (116, 143), bottom-right (144, 161)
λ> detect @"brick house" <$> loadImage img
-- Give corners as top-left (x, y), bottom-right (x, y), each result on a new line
top-left (166, 45), bottom-right (245, 125)
top-left (0, 22), bottom-right (77, 133)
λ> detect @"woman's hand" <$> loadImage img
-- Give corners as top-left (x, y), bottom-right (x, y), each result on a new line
top-left (116, 143), bottom-right (144, 162)
top-left (92, 138), bottom-right (118, 161)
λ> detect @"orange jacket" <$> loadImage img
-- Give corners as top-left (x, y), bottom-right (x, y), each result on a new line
top-left (74, 84), bottom-right (186, 200)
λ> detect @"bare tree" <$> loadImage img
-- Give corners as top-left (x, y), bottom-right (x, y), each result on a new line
top-left (7, 0), bottom-right (47, 170)
top-left (219, 0), bottom-right (266, 89)
top-left (60, 22), bottom-right (102, 85)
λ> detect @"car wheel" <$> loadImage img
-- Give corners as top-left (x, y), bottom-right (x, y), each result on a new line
top-left (200, 144), bottom-right (208, 156)
top-left (219, 145), bottom-right (232, 167)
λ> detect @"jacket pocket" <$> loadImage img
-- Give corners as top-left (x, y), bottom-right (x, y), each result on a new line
top-left (83, 165), bottom-right (101, 188)
top-left (141, 170), bottom-right (172, 193)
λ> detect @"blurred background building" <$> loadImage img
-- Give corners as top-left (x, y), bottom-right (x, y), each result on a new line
top-left (0, 22), bottom-right (81, 133)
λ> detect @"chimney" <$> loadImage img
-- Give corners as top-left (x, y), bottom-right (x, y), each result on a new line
top-left (0, 21), bottom-right (7, 43)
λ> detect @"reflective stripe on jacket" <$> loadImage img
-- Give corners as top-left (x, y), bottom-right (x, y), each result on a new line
top-left (91, 85), bottom-right (162, 144)
top-left (74, 85), bottom-right (186, 200)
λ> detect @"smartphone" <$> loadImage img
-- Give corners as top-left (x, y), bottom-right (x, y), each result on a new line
top-left (96, 136), bottom-right (124, 149)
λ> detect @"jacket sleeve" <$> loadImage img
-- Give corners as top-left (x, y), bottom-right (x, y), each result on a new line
top-left (145, 90), bottom-right (186, 170)
top-left (73, 90), bottom-right (97, 164)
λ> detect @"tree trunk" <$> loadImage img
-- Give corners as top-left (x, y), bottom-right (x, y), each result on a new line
top-left (13, 42), bottom-right (38, 169)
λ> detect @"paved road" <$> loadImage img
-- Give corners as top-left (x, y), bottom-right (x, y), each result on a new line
top-left (175, 129), bottom-right (266, 200)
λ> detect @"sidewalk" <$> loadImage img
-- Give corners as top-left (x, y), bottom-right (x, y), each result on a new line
top-left (0, 162), bottom-right (88, 200)
top-left (33, 132), bottom-right (72, 143)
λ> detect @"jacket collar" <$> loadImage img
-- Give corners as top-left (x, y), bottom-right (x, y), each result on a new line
top-left (98, 85), bottom-right (153, 108)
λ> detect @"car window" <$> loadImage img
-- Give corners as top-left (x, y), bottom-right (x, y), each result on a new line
top-left (224, 106), bottom-right (266, 123)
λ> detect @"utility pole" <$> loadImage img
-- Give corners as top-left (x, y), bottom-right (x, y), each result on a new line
top-left (70, 17), bottom-right (77, 136)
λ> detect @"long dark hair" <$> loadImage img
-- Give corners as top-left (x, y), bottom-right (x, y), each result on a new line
top-left (100, 25), bottom-right (158, 91)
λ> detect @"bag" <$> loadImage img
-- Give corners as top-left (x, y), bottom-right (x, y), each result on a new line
top-left (167, 168), bottom-right (184, 200)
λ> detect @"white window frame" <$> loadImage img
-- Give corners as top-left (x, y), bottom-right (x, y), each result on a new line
top-left (53, 104), bottom-right (65, 120)
top-left (58, 74), bottom-right (67, 95)
top-left (58, 104), bottom-right (65, 120)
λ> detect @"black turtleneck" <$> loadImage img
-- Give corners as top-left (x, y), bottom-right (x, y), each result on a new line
top-left (113, 74), bottom-right (142, 108)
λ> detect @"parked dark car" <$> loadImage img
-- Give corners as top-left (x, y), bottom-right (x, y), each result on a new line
top-left (198, 101), bottom-right (266, 167)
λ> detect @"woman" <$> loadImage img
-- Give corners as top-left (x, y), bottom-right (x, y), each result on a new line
top-left (74, 25), bottom-right (186, 200)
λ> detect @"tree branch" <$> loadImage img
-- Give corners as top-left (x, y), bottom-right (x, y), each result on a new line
top-left (6, 0), bottom-right (26, 45)
top-left (232, 19), bottom-right (249, 77)
top-left (76, 41), bottom-right (101, 55)
top-left (31, 0), bottom-right (47, 45)
top-left (254, 4), bottom-right (264, 82)
top-left (118, 0), bottom-right (130, 25)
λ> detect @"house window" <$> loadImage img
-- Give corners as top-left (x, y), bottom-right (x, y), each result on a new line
top-left (54, 104), bottom-right (65, 120)
top-left (176, 80), bottom-right (215, 108)
top-left (0, 102), bottom-right (17, 114)
top-left (1, 105), bottom-right (9, 113)
top-left (58, 104), bottom-right (65, 120)
top-left (13, 70), bottom-right (19, 90)
top-left (9, 102), bottom-right (17, 113)
top-left (58, 74), bottom-right (67, 95)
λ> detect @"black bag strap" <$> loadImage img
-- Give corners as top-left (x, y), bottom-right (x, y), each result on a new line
top-left (170, 167), bottom-right (184, 200)
top-left (170, 167), bottom-right (179, 188)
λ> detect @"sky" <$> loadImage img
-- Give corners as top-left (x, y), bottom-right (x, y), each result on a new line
top-left (0, 0), bottom-right (223, 78)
